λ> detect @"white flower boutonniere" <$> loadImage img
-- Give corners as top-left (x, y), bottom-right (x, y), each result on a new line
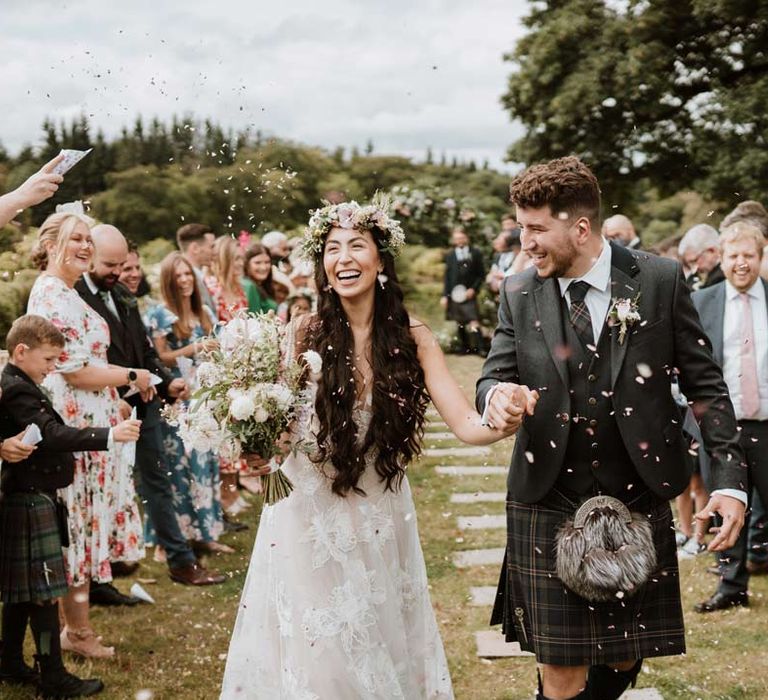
top-left (608, 295), bottom-right (641, 344)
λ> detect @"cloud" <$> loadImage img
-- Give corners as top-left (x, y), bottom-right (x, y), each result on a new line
top-left (0, 0), bottom-right (526, 171)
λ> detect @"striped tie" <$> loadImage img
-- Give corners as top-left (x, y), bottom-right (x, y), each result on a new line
top-left (568, 280), bottom-right (593, 350)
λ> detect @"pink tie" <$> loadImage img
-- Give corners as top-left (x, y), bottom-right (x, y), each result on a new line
top-left (740, 293), bottom-right (760, 418)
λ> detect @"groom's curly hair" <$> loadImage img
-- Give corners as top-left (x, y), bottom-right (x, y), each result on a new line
top-left (307, 225), bottom-right (428, 497)
top-left (509, 155), bottom-right (601, 228)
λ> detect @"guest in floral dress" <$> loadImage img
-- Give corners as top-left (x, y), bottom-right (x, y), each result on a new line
top-left (27, 210), bottom-right (150, 659)
top-left (205, 237), bottom-right (256, 507)
top-left (145, 252), bottom-right (229, 554)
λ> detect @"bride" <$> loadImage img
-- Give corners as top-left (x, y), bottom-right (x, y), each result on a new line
top-left (220, 198), bottom-right (535, 699)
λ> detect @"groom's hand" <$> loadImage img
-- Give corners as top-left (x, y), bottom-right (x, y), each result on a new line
top-left (487, 383), bottom-right (538, 434)
top-left (244, 453), bottom-right (272, 476)
top-left (694, 493), bottom-right (746, 551)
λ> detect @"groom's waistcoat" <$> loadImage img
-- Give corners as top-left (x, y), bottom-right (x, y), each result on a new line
top-left (555, 307), bottom-right (640, 498)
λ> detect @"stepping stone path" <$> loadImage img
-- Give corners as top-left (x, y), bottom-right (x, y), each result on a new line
top-left (435, 466), bottom-right (506, 476)
top-left (450, 492), bottom-right (506, 504)
top-left (453, 547), bottom-right (505, 568)
top-left (425, 446), bottom-right (492, 458)
top-left (456, 514), bottom-right (506, 530)
top-left (621, 690), bottom-right (664, 700)
top-left (475, 630), bottom-right (534, 658)
top-left (469, 586), bottom-right (497, 606)
top-left (424, 431), bottom-right (458, 441)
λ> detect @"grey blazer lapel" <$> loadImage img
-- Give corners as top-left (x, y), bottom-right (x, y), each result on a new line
top-left (708, 284), bottom-right (726, 366)
top-left (609, 251), bottom-right (641, 388)
top-left (533, 276), bottom-right (568, 387)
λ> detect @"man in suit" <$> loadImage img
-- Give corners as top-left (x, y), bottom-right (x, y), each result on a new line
top-left (176, 223), bottom-right (217, 315)
top-left (602, 214), bottom-right (642, 250)
top-left (691, 221), bottom-right (768, 612)
top-left (477, 156), bottom-right (746, 700)
top-left (679, 224), bottom-right (725, 290)
top-left (487, 225), bottom-right (521, 296)
top-left (440, 226), bottom-right (486, 354)
top-left (77, 224), bottom-right (225, 587)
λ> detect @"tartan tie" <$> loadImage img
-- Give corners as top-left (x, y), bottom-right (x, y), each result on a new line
top-left (568, 280), bottom-right (594, 350)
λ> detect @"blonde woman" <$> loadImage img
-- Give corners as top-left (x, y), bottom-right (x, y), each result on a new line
top-left (27, 208), bottom-right (149, 658)
top-left (205, 236), bottom-right (248, 323)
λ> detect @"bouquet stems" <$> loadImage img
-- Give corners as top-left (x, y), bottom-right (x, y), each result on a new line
top-left (261, 469), bottom-right (294, 505)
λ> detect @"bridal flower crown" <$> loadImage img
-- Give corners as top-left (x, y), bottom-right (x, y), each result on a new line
top-left (300, 192), bottom-right (405, 262)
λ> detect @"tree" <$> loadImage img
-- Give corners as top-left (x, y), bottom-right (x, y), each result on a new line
top-left (502, 0), bottom-right (768, 210)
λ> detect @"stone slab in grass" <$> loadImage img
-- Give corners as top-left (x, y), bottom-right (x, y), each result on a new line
top-left (470, 586), bottom-right (497, 606)
top-left (457, 514), bottom-right (506, 530)
top-left (425, 446), bottom-right (492, 458)
top-left (475, 630), bottom-right (534, 658)
top-left (453, 547), bottom-right (505, 568)
top-left (451, 492), bottom-right (506, 504)
top-left (621, 690), bottom-right (664, 700)
top-left (424, 431), bottom-right (456, 441)
top-left (436, 466), bottom-right (506, 476)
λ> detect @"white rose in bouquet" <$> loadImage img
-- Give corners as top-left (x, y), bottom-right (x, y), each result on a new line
top-left (230, 393), bottom-right (257, 421)
top-left (196, 361), bottom-right (220, 388)
top-left (253, 406), bottom-right (270, 423)
top-left (267, 383), bottom-right (294, 412)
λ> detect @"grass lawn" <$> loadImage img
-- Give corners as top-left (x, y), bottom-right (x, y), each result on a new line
top-left (5, 355), bottom-right (768, 700)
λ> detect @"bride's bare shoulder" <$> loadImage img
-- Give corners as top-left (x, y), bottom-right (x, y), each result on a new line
top-left (408, 316), bottom-right (437, 347)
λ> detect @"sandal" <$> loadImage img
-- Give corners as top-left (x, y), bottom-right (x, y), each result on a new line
top-left (60, 626), bottom-right (115, 659)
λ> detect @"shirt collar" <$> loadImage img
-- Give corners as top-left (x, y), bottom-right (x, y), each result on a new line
top-left (557, 238), bottom-right (612, 297)
top-left (725, 278), bottom-right (765, 301)
top-left (83, 272), bottom-right (99, 295)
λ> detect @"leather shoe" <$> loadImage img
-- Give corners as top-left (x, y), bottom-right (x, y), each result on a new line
top-left (694, 591), bottom-right (749, 613)
top-left (223, 517), bottom-right (249, 533)
top-left (89, 582), bottom-right (140, 607)
top-left (37, 669), bottom-right (104, 699)
top-left (0, 661), bottom-right (39, 685)
top-left (169, 562), bottom-right (225, 586)
top-left (747, 560), bottom-right (768, 575)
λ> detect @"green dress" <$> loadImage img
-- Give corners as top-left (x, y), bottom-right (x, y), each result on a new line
top-left (241, 277), bottom-right (278, 315)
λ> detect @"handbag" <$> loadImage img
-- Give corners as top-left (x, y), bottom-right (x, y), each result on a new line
top-left (554, 495), bottom-right (656, 602)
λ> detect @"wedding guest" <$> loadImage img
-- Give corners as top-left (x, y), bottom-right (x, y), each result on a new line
top-left (118, 241), bottom-right (153, 312)
top-left (27, 208), bottom-right (148, 658)
top-left (206, 236), bottom-right (248, 323)
top-left (679, 224), bottom-right (724, 290)
top-left (440, 226), bottom-right (486, 354)
top-left (487, 229), bottom-right (519, 295)
top-left (602, 214), bottom-right (642, 250)
top-left (271, 269), bottom-right (296, 322)
top-left (242, 244), bottom-right (278, 315)
top-left (145, 252), bottom-right (231, 555)
top-left (721, 200), bottom-right (768, 281)
top-left (205, 236), bottom-right (252, 511)
top-left (0, 314), bottom-right (141, 698)
top-left (0, 154), bottom-right (63, 228)
top-left (261, 230), bottom-right (290, 269)
top-left (692, 222), bottom-right (768, 612)
top-left (176, 223), bottom-right (217, 315)
top-left (285, 290), bottom-right (313, 322)
top-left (78, 225), bottom-right (225, 587)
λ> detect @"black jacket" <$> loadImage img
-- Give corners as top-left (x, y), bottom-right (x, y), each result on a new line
top-left (0, 364), bottom-right (109, 493)
top-left (443, 247), bottom-right (485, 298)
top-left (75, 278), bottom-right (174, 421)
top-left (477, 242), bottom-right (745, 503)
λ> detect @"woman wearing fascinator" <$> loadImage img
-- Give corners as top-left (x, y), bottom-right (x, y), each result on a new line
top-left (220, 195), bottom-right (537, 699)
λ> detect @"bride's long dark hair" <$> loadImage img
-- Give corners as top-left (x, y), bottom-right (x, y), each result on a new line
top-left (308, 225), bottom-right (428, 496)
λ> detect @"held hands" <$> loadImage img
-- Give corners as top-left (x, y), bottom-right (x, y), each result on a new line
top-left (14, 154), bottom-right (65, 208)
top-left (0, 431), bottom-right (37, 462)
top-left (486, 383), bottom-right (539, 435)
top-left (694, 493), bottom-right (746, 551)
top-left (113, 418), bottom-right (142, 443)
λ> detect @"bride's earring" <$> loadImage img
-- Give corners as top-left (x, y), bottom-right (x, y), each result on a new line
top-left (377, 272), bottom-right (388, 289)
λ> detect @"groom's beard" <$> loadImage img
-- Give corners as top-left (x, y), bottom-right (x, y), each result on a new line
top-left (533, 237), bottom-right (579, 279)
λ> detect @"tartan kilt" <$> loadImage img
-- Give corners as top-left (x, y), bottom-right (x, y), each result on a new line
top-left (491, 488), bottom-right (686, 666)
top-left (0, 492), bottom-right (68, 603)
top-left (446, 298), bottom-right (480, 323)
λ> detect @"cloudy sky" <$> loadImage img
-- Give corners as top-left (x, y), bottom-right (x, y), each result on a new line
top-left (1, 0), bottom-right (528, 171)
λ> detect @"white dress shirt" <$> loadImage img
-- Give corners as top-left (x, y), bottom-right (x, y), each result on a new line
top-left (557, 237), bottom-right (613, 343)
top-left (455, 246), bottom-right (470, 262)
top-left (722, 279), bottom-right (768, 421)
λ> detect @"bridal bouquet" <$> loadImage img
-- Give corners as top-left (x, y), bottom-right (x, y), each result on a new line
top-left (164, 312), bottom-right (316, 505)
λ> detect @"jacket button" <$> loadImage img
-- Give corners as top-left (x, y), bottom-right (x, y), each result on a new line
top-left (591, 460), bottom-right (600, 469)
top-left (589, 419), bottom-right (598, 427)
top-left (55, 465), bottom-right (61, 472)
top-left (561, 412), bottom-right (569, 423)
top-left (588, 397), bottom-right (597, 406)
top-left (588, 374), bottom-right (597, 382)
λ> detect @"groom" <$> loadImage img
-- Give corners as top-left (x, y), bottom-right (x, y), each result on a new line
top-left (477, 156), bottom-right (747, 700)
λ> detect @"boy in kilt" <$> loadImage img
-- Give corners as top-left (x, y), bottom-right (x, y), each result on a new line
top-left (0, 315), bottom-right (141, 698)
top-left (477, 157), bottom-right (747, 700)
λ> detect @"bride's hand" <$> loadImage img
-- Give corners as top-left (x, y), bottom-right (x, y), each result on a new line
top-left (244, 453), bottom-right (272, 476)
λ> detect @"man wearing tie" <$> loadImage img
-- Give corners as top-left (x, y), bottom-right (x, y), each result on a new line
top-left (76, 225), bottom-right (225, 588)
top-left (692, 221), bottom-right (768, 612)
top-left (441, 226), bottom-right (486, 354)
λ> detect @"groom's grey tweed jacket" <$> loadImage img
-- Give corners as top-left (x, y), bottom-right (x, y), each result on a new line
top-left (476, 241), bottom-right (745, 504)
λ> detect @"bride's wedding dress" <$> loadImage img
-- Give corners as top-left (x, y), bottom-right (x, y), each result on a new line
top-left (220, 390), bottom-right (454, 699)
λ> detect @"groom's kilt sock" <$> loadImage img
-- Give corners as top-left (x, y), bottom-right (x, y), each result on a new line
top-left (492, 487), bottom-right (685, 666)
